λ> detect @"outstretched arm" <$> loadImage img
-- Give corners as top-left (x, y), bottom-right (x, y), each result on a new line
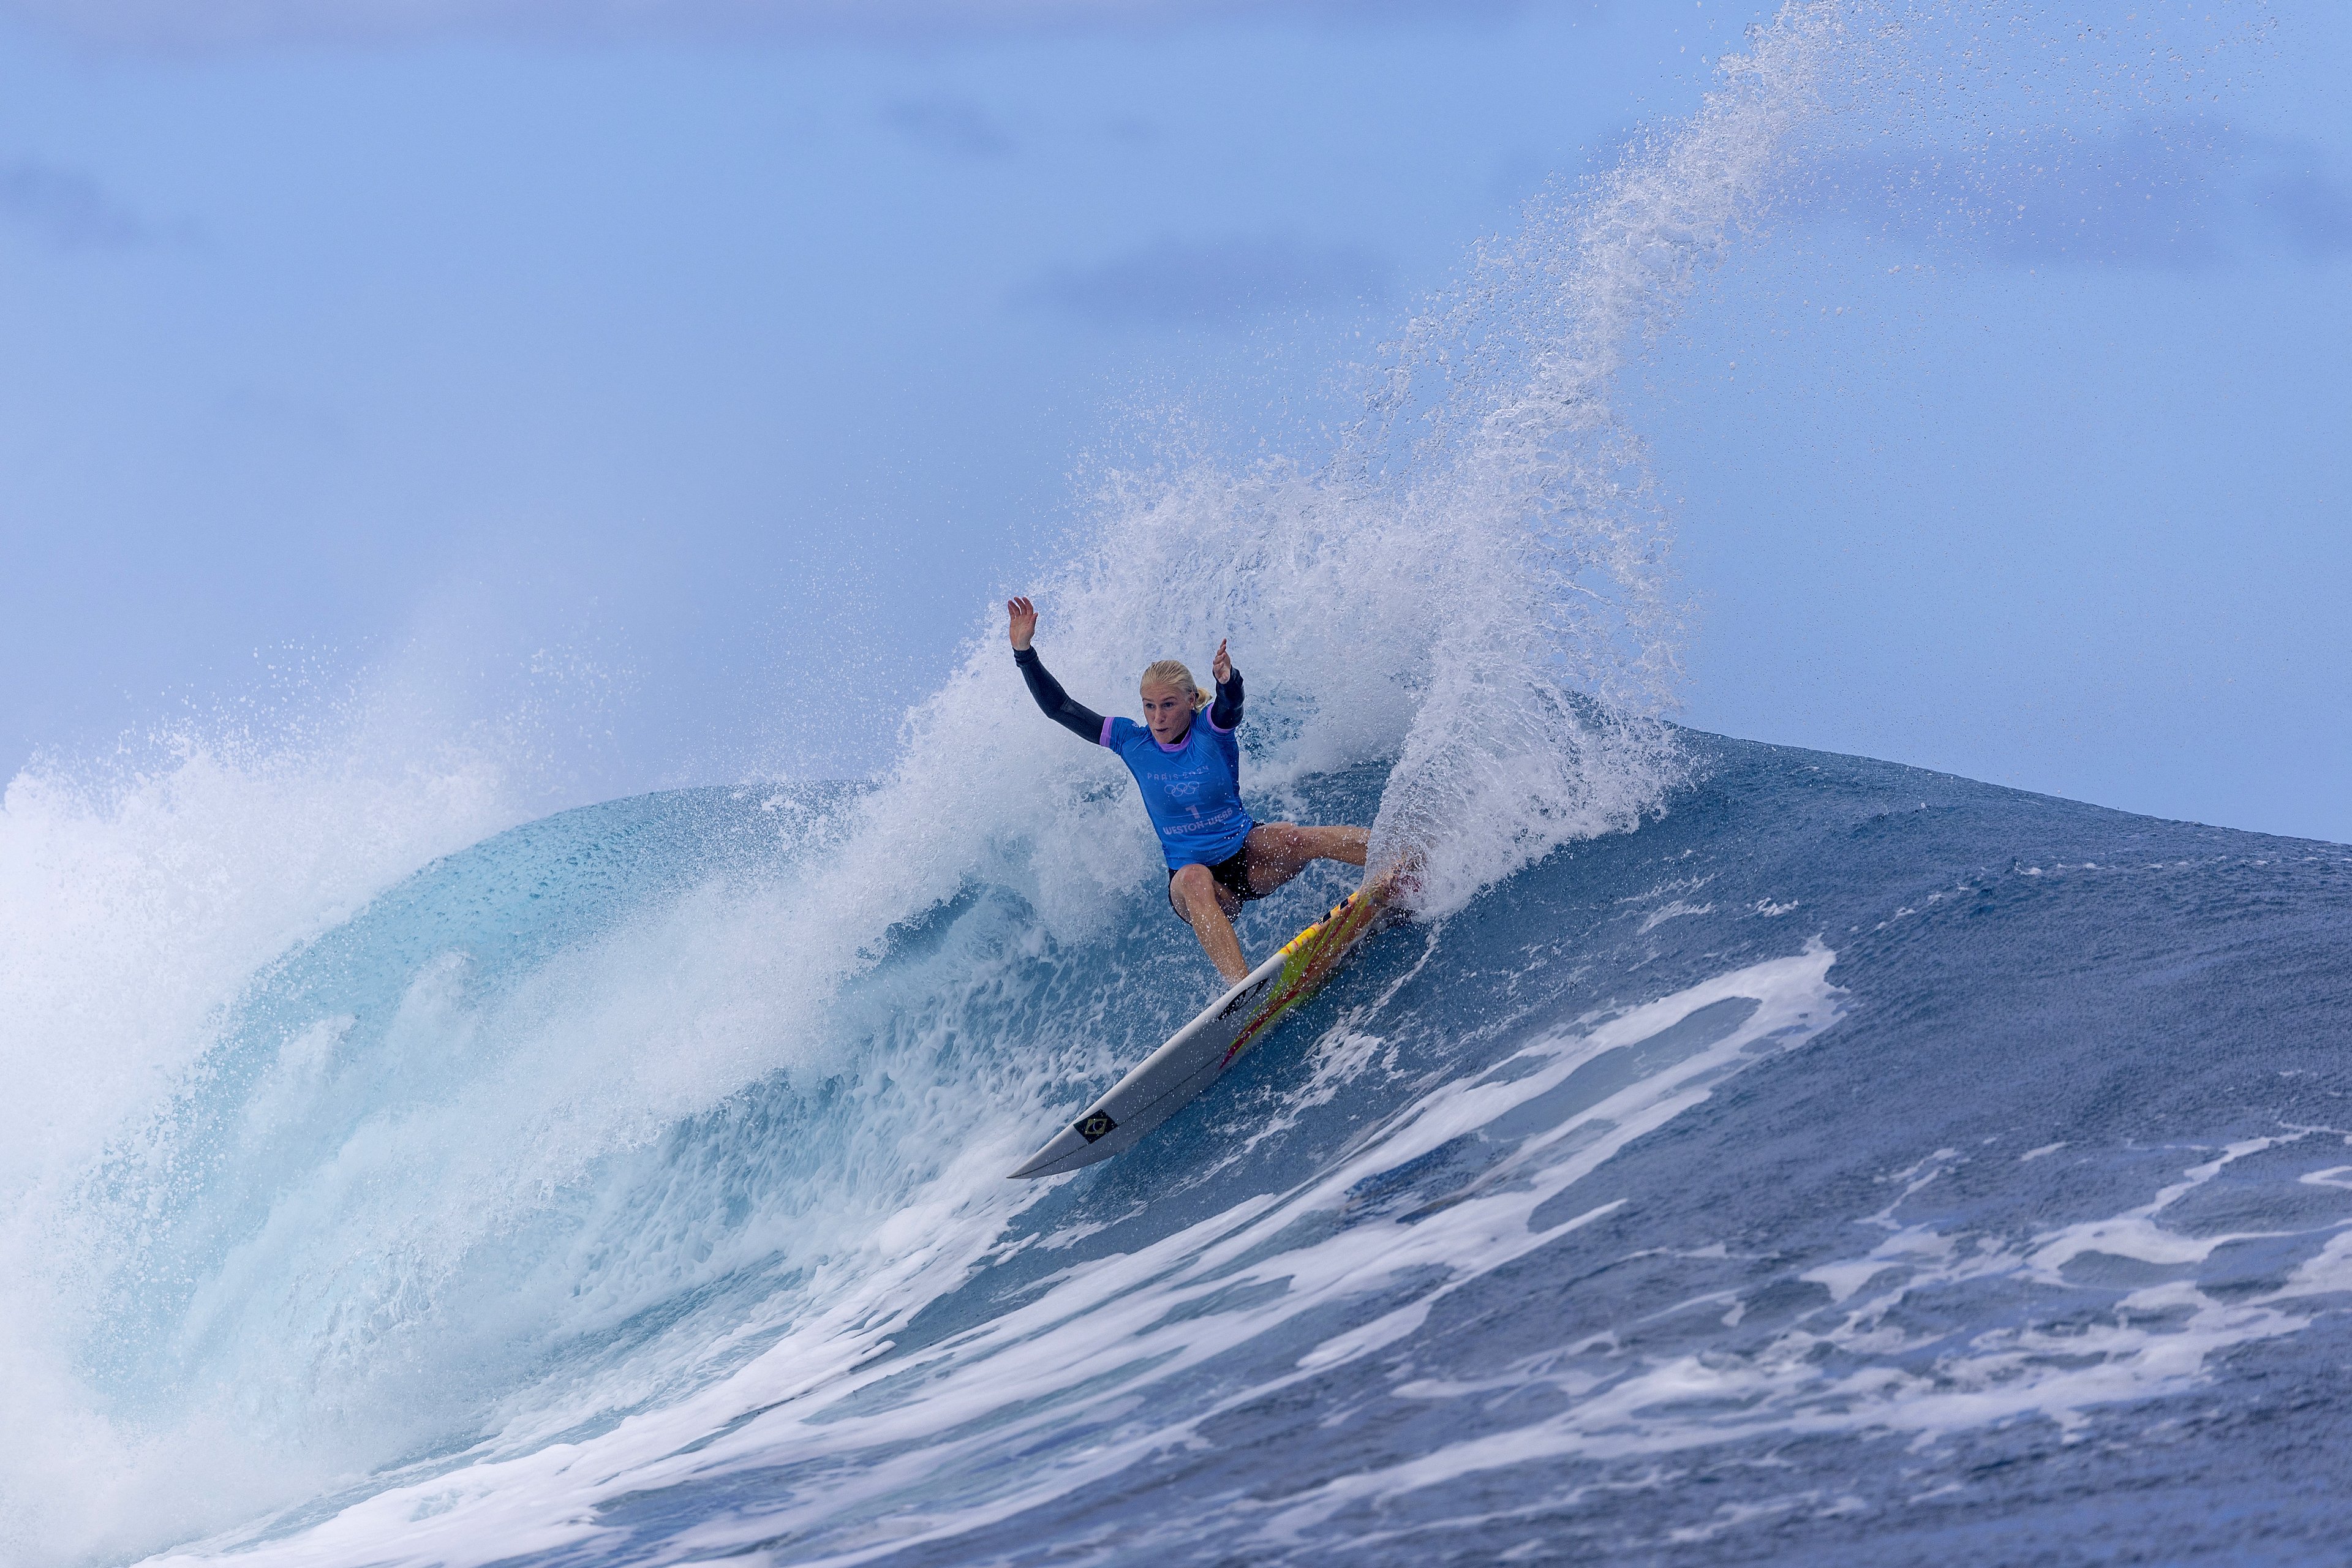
top-left (1208, 638), bottom-right (1244, 730)
top-left (1007, 597), bottom-right (1108, 745)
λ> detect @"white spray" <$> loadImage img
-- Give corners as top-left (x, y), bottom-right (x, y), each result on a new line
top-left (0, 7), bottom-right (1860, 1564)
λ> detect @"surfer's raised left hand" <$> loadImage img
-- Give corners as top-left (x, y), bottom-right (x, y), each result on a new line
top-left (1212, 639), bottom-right (1231, 685)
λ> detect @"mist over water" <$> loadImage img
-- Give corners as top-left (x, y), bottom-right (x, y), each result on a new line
top-left (5, 6), bottom-right (2341, 1567)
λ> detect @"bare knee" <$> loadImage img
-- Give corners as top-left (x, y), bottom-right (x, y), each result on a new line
top-left (1171, 863), bottom-right (1216, 918)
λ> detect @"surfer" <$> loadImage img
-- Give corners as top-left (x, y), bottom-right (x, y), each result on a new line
top-left (1008, 596), bottom-right (1369, 984)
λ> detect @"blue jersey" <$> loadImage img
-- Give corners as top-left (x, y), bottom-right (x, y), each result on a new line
top-left (1101, 713), bottom-right (1253, 869)
top-left (1013, 646), bottom-right (1254, 870)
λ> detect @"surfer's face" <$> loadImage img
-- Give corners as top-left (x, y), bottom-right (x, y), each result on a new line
top-left (1140, 684), bottom-right (1194, 744)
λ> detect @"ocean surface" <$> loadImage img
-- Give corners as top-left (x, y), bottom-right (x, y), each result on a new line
top-left (12, 736), bottom-right (2352, 1568)
top-left (4, 6), bottom-right (2345, 1564)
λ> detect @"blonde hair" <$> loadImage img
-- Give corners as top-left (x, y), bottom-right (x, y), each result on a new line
top-left (1140, 658), bottom-right (1211, 712)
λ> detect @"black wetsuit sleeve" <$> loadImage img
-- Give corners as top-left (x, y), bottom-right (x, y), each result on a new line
top-left (1014, 646), bottom-right (1107, 745)
top-left (1210, 668), bottom-right (1243, 730)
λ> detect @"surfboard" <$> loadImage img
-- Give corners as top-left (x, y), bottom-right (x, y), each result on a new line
top-left (1008, 859), bottom-right (1414, 1180)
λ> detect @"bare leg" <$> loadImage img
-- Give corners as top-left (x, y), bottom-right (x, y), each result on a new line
top-left (1170, 862), bottom-right (1250, 984)
top-left (1240, 823), bottom-right (1370, 899)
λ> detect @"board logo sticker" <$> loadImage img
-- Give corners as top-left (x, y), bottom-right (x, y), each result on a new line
top-left (1219, 978), bottom-right (1268, 1019)
top-left (1075, 1112), bottom-right (1117, 1142)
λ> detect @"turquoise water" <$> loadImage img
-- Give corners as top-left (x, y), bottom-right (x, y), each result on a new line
top-left (52, 737), bottom-right (2352, 1567)
top-left (4, 6), bottom-right (2345, 1561)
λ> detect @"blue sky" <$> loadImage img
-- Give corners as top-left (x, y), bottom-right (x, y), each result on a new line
top-left (1, 0), bottom-right (2345, 839)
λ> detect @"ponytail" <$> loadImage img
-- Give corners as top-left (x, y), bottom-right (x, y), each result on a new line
top-left (1140, 658), bottom-right (1210, 712)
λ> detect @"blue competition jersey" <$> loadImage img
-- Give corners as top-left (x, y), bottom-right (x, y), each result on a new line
top-left (1012, 645), bottom-right (1254, 870)
top-left (1102, 714), bottom-right (1254, 869)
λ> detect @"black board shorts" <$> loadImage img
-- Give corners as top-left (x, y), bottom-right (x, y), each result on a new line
top-left (1167, 845), bottom-right (1264, 920)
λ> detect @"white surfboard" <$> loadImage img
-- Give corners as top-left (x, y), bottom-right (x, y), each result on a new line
top-left (1009, 860), bottom-right (1413, 1180)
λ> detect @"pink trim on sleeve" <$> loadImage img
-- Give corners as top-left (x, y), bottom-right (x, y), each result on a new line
top-left (1205, 711), bottom-right (1235, 733)
top-left (1098, 715), bottom-right (1115, 747)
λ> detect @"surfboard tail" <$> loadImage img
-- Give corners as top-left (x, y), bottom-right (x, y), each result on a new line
top-left (1371, 845), bottom-right (1426, 910)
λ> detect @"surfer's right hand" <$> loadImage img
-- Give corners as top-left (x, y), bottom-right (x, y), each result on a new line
top-left (1007, 597), bottom-right (1038, 652)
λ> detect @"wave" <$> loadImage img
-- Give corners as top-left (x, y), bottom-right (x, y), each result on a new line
top-left (18, 734), bottom-right (2346, 1568)
top-left (6, 4), bottom-right (2339, 1566)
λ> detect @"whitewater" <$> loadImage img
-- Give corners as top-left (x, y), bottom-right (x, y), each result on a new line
top-left (6, 5), bottom-right (2348, 1566)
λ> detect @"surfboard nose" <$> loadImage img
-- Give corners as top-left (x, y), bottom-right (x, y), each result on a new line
top-left (1009, 1126), bottom-right (1093, 1180)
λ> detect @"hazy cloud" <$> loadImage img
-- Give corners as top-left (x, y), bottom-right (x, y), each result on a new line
top-left (1016, 233), bottom-right (1389, 329)
top-left (884, 94), bottom-right (1016, 159)
top-left (2253, 172), bottom-right (2352, 260)
top-left (0, 161), bottom-right (151, 249)
top-left (0, 0), bottom-right (1533, 51)
top-left (1792, 121), bottom-right (2352, 269)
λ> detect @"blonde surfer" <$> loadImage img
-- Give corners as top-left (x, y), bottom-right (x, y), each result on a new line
top-left (1007, 596), bottom-right (1368, 982)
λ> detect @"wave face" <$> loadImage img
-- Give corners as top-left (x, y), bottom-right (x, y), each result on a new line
top-left (6, 6), bottom-right (2343, 1566)
top-left (14, 740), bottom-right (2352, 1568)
